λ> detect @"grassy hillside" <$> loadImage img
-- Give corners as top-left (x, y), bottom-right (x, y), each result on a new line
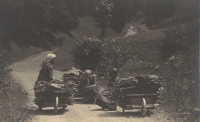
top-left (70, 16), bottom-right (127, 39)
top-left (152, 0), bottom-right (199, 29)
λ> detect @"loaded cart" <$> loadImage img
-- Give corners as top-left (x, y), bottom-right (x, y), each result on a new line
top-left (34, 80), bottom-right (77, 114)
top-left (62, 70), bottom-right (84, 100)
top-left (114, 75), bottom-right (164, 117)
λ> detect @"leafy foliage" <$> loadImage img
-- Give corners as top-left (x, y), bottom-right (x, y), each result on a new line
top-left (160, 21), bottom-right (199, 61)
top-left (0, 0), bottom-right (195, 47)
top-left (158, 21), bottom-right (199, 120)
top-left (0, 0), bottom-right (80, 47)
top-left (71, 37), bottom-right (130, 75)
top-left (0, 77), bottom-right (27, 122)
top-left (0, 45), bottom-right (10, 84)
top-left (109, 0), bottom-right (146, 32)
top-left (72, 37), bottom-right (103, 71)
top-left (94, 0), bottom-right (114, 39)
top-left (98, 40), bottom-right (130, 74)
top-left (0, 42), bottom-right (28, 122)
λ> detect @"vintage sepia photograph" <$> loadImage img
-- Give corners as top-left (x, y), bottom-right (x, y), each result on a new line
top-left (0, 0), bottom-right (199, 122)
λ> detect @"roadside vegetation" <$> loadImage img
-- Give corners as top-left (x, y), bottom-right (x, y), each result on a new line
top-left (0, 50), bottom-right (28, 122)
top-left (0, 77), bottom-right (28, 122)
top-left (121, 21), bottom-right (199, 121)
top-left (0, 0), bottom-right (198, 122)
top-left (0, 44), bottom-right (43, 122)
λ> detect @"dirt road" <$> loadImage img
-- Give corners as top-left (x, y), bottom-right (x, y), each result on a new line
top-left (10, 51), bottom-right (172, 122)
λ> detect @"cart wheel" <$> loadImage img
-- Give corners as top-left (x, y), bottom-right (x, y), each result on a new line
top-left (54, 96), bottom-right (59, 114)
top-left (141, 98), bottom-right (147, 117)
top-left (38, 105), bottom-right (42, 111)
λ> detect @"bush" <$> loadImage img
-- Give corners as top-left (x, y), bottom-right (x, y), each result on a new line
top-left (0, 78), bottom-right (28, 122)
top-left (159, 21), bottom-right (199, 120)
top-left (0, 46), bottom-right (9, 84)
top-left (97, 39), bottom-right (130, 74)
top-left (0, 44), bottom-right (28, 122)
top-left (160, 22), bottom-right (199, 61)
top-left (71, 37), bottom-right (130, 75)
top-left (72, 37), bottom-right (103, 71)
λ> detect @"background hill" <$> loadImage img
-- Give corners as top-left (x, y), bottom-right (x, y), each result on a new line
top-left (0, 0), bottom-right (198, 49)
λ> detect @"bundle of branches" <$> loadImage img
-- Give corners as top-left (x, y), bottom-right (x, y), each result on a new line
top-left (114, 75), bottom-right (163, 94)
top-left (34, 79), bottom-right (78, 101)
top-left (63, 71), bottom-right (91, 86)
top-left (63, 72), bottom-right (80, 83)
top-left (63, 71), bottom-right (91, 87)
top-left (47, 80), bottom-right (77, 94)
top-left (113, 75), bottom-right (164, 106)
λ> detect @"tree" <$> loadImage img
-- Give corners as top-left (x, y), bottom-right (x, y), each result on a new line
top-left (93, 0), bottom-right (114, 39)
top-left (0, 0), bottom-right (80, 48)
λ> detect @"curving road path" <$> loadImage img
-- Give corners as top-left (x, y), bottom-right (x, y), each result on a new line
top-left (10, 51), bottom-right (172, 122)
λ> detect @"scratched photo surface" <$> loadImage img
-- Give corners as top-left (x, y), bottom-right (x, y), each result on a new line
top-left (0, 0), bottom-right (199, 122)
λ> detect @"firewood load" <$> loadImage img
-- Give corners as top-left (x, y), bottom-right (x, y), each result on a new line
top-left (63, 73), bottom-right (80, 84)
top-left (34, 79), bottom-right (78, 104)
top-left (113, 75), bottom-right (164, 107)
top-left (34, 80), bottom-right (77, 93)
top-left (62, 69), bottom-right (81, 84)
top-left (62, 68), bottom-right (88, 86)
top-left (62, 68), bottom-right (94, 100)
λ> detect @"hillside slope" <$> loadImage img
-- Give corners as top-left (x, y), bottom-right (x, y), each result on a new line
top-left (153, 0), bottom-right (199, 29)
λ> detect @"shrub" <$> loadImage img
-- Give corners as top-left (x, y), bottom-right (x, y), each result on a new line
top-left (0, 78), bottom-right (28, 122)
top-left (160, 22), bottom-right (199, 61)
top-left (0, 44), bottom-right (28, 122)
top-left (0, 46), bottom-right (9, 84)
top-left (159, 21), bottom-right (199, 120)
top-left (71, 37), bottom-right (130, 75)
top-left (97, 39), bottom-right (130, 74)
top-left (72, 37), bottom-right (103, 71)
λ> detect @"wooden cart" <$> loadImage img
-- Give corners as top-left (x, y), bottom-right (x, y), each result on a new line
top-left (114, 80), bottom-right (163, 117)
top-left (116, 93), bottom-right (159, 117)
top-left (35, 90), bottom-right (74, 114)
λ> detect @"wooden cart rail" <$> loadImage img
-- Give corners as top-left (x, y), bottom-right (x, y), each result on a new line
top-left (116, 96), bottom-right (159, 117)
top-left (35, 90), bottom-right (73, 115)
top-left (117, 98), bottom-right (159, 117)
top-left (126, 94), bottom-right (158, 97)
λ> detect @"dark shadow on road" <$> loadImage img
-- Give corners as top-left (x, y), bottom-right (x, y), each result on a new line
top-left (28, 107), bottom-right (69, 116)
top-left (89, 108), bottom-right (104, 111)
top-left (97, 111), bottom-right (152, 118)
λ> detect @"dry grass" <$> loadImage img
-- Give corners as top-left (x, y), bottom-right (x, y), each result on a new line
top-left (0, 42), bottom-right (45, 122)
top-left (0, 76), bottom-right (28, 122)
